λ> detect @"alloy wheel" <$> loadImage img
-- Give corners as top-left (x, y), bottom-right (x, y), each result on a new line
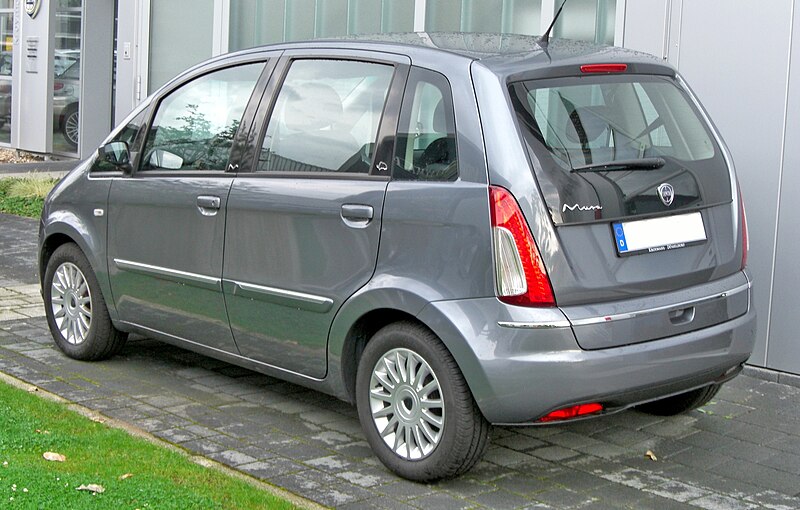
top-left (50, 261), bottom-right (92, 345)
top-left (369, 347), bottom-right (445, 460)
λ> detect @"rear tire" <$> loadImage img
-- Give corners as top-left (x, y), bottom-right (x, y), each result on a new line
top-left (637, 384), bottom-right (721, 416)
top-left (43, 243), bottom-right (127, 361)
top-left (355, 321), bottom-right (490, 482)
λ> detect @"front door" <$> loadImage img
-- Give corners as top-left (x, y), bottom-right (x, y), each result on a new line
top-left (108, 62), bottom-right (266, 352)
top-left (223, 55), bottom-right (407, 378)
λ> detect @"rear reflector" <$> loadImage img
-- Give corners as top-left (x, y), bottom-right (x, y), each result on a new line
top-left (489, 186), bottom-right (555, 307)
top-left (580, 63), bottom-right (628, 74)
top-left (537, 403), bottom-right (604, 423)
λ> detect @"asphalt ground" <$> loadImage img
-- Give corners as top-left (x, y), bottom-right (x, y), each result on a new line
top-left (1, 211), bottom-right (799, 509)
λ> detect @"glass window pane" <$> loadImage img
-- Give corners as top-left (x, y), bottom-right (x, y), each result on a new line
top-left (258, 60), bottom-right (393, 174)
top-left (285, 0), bottom-right (316, 41)
top-left (230, 0), bottom-right (285, 50)
top-left (426, 0), bottom-right (462, 32)
top-left (316, 0), bottom-right (348, 38)
top-left (0, 7), bottom-right (13, 145)
top-left (141, 63), bottom-right (264, 171)
top-left (381, 0), bottom-right (414, 32)
top-left (149, 0), bottom-right (214, 92)
top-left (53, 0), bottom-right (81, 154)
top-left (394, 68), bottom-right (458, 181)
top-left (554, 0), bottom-right (616, 45)
top-left (502, 0), bottom-right (541, 35)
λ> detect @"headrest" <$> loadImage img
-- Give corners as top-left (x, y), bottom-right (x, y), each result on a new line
top-left (564, 106), bottom-right (610, 144)
top-left (283, 82), bottom-right (343, 132)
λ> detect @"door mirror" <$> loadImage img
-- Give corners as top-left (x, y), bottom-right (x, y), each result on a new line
top-left (149, 149), bottom-right (184, 170)
top-left (97, 141), bottom-right (133, 173)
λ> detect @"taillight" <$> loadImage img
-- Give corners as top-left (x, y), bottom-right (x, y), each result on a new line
top-left (537, 403), bottom-right (604, 423)
top-left (739, 188), bottom-right (748, 270)
top-left (580, 63), bottom-right (628, 73)
top-left (54, 82), bottom-right (64, 91)
top-left (489, 186), bottom-right (555, 307)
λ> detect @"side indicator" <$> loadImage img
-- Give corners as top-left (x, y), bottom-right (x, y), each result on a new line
top-left (580, 64), bottom-right (628, 73)
top-left (537, 403), bottom-right (604, 423)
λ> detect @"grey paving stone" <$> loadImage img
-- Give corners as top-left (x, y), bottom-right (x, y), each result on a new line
top-left (644, 479), bottom-right (711, 502)
top-left (490, 473), bottom-right (555, 496)
top-left (530, 446), bottom-right (581, 462)
top-left (409, 492), bottom-right (476, 510)
top-left (236, 456), bottom-right (306, 478)
top-left (691, 494), bottom-right (759, 510)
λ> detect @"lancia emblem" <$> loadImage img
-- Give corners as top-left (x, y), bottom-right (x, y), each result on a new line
top-left (25, 0), bottom-right (41, 18)
top-left (657, 183), bottom-right (675, 207)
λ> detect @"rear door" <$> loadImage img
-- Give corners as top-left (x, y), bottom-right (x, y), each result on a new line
top-left (222, 51), bottom-right (409, 378)
top-left (108, 60), bottom-right (267, 352)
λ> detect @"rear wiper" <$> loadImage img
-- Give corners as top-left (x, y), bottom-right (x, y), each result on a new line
top-left (571, 157), bottom-right (666, 173)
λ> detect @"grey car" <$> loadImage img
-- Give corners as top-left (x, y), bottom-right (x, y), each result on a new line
top-left (39, 33), bottom-right (755, 481)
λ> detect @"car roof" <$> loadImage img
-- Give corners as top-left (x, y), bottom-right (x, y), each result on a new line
top-left (226, 32), bottom-right (669, 76)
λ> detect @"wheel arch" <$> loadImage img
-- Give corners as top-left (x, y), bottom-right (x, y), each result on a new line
top-left (40, 220), bottom-right (117, 321)
top-left (327, 280), bottom-right (488, 412)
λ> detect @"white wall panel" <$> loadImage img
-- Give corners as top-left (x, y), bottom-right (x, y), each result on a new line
top-left (767, 1), bottom-right (800, 374)
top-left (675, 0), bottom-right (793, 368)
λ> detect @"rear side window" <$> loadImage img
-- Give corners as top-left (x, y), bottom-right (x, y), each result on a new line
top-left (393, 67), bottom-right (458, 181)
top-left (510, 75), bottom-right (732, 225)
top-left (258, 59), bottom-right (394, 174)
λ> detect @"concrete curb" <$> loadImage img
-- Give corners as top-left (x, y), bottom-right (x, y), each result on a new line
top-left (0, 370), bottom-right (325, 510)
top-left (743, 364), bottom-right (800, 389)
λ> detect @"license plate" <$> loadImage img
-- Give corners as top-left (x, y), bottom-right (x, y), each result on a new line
top-left (612, 212), bottom-right (707, 256)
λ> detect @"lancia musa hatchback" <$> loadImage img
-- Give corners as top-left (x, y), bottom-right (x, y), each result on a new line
top-left (39, 33), bottom-right (755, 481)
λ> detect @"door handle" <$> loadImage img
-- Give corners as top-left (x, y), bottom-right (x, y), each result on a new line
top-left (341, 204), bottom-right (373, 228)
top-left (197, 195), bottom-right (221, 216)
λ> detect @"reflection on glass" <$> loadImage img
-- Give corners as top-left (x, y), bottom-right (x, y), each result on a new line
top-left (141, 63), bottom-right (264, 171)
top-left (554, 0), bottom-right (616, 45)
top-left (0, 4), bottom-right (13, 145)
top-left (426, 0), bottom-right (541, 35)
top-left (229, 0), bottom-right (414, 51)
top-left (52, 0), bottom-right (82, 154)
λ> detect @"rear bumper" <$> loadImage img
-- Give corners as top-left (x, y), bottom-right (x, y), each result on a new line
top-left (418, 272), bottom-right (756, 424)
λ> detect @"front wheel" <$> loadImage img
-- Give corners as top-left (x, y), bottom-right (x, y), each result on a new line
top-left (43, 243), bottom-right (127, 360)
top-left (356, 322), bottom-right (490, 482)
top-left (637, 384), bottom-right (721, 416)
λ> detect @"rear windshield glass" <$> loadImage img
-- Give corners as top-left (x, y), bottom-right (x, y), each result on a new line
top-left (510, 75), bottom-right (732, 225)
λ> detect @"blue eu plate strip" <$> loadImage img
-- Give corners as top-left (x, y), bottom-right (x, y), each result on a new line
top-left (613, 222), bottom-right (628, 254)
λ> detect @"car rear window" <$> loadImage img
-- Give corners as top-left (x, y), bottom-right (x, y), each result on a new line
top-left (509, 75), bottom-right (732, 225)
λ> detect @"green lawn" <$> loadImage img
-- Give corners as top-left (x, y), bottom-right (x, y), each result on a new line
top-left (0, 177), bottom-right (58, 218)
top-left (0, 381), bottom-right (297, 509)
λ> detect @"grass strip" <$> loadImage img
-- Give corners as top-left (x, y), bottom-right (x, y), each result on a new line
top-left (0, 176), bottom-right (58, 218)
top-left (0, 380), bottom-right (298, 509)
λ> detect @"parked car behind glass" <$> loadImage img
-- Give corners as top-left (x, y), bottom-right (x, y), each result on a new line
top-left (38, 33), bottom-right (755, 481)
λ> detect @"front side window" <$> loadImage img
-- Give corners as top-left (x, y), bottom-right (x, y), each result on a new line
top-left (510, 75), bottom-right (731, 224)
top-left (393, 67), bottom-right (458, 181)
top-left (141, 62), bottom-right (265, 171)
top-left (258, 59), bottom-right (393, 174)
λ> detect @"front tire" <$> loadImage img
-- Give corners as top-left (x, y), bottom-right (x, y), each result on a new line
top-left (637, 384), bottom-right (721, 416)
top-left (356, 322), bottom-right (490, 482)
top-left (43, 243), bottom-right (127, 360)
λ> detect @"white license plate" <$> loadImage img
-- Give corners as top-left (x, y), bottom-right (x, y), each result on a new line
top-left (612, 212), bottom-right (707, 256)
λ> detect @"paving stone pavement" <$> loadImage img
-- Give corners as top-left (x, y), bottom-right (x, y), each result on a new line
top-left (2, 213), bottom-right (800, 509)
